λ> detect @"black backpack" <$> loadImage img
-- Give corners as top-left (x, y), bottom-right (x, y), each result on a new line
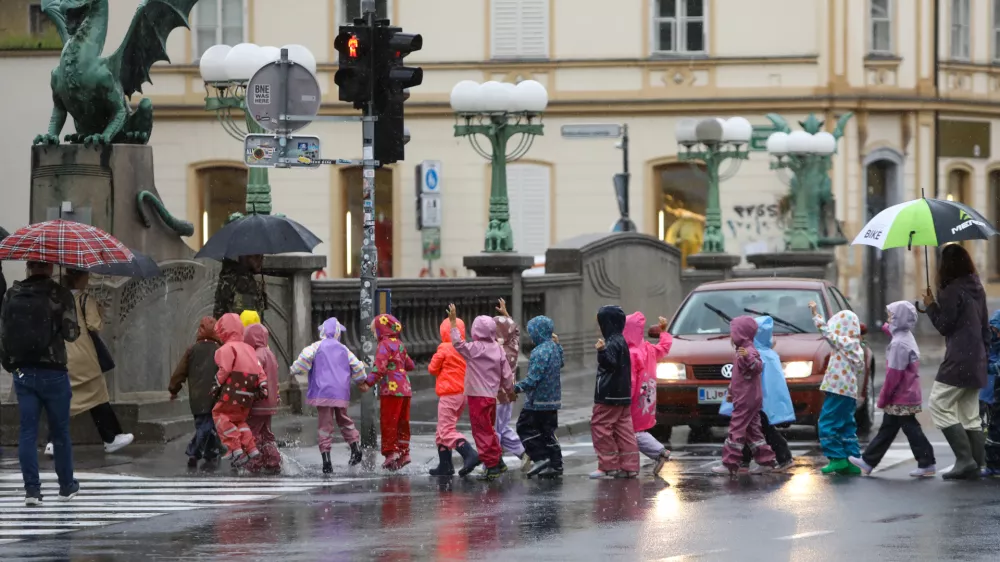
top-left (1, 284), bottom-right (57, 361)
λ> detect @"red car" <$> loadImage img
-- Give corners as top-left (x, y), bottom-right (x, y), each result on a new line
top-left (655, 278), bottom-right (876, 438)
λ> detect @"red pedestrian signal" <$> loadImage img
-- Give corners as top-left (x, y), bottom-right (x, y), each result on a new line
top-left (349, 35), bottom-right (359, 58)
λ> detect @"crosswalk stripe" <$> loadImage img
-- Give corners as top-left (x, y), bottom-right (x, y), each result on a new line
top-left (0, 494), bottom-right (277, 502)
top-left (0, 487), bottom-right (313, 495)
top-left (0, 521), bottom-right (113, 528)
top-left (0, 529), bottom-right (68, 536)
top-left (0, 513), bottom-right (166, 520)
top-left (0, 506), bottom-right (211, 512)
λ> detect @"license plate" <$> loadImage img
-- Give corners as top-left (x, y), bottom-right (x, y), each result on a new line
top-left (698, 387), bottom-right (727, 404)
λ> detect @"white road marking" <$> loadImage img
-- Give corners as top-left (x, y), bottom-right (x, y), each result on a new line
top-left (656, 548), bottom-right (731, 560)
top-left (0, 487), bottom-right (313, 495)
top-left (774, 530), bottom-right (834, 541)
top-left (0, 513), bottom-right (166, 520)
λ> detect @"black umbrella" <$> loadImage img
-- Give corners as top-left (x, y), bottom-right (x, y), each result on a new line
top-left (86, 249), bottom-right (161, 278)
top-left (194, 214), bottom-right (322, 261)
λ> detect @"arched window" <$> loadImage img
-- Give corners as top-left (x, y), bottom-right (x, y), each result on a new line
top-left (197, 166), bottom-right (247, 247)
top-left (947, 167), bottom-right (972, 252)
top-left (655, 162), bottom-right (707, 268)
top-left (341, 167), bottom-right (394, 278)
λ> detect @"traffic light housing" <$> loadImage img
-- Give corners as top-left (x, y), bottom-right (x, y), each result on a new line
top-left (334, 25), bottom-right (371, 108)
top-left (372, 27), bottom-right (422, 165)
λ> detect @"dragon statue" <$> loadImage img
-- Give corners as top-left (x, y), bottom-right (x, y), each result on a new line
top-left (33, 0), bottom-right (199, 146)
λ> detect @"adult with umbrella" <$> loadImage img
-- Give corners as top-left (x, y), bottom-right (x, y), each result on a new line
top-left (853, 196), bottom-right (995, 480)
top-left (0, 226), bottom-right (8, 305)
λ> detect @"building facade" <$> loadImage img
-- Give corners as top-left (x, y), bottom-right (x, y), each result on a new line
top-left (2, 0), bottom-right (1000, 326)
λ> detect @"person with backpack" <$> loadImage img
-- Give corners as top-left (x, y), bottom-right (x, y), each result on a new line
top-left (0, 261), bottom-right (81, 506)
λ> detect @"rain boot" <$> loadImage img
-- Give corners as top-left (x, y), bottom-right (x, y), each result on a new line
top-left (942, 424), bottom-right (979, 480)
top-left (349, 442), bottom-right (363, 467)
top-left (429, 446), bottom-right (455, 476)
top-left (968, 430), bottom-right (986, 469)
top-left (321, 452), bottom-right (333, 474)
top-left (820, 459), bottom-right (848, 474)
top-left (455, 440), bottom-right (481, 477)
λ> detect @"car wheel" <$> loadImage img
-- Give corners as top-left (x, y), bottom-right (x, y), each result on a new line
top-left (855, 361), bottom-right (876, 436)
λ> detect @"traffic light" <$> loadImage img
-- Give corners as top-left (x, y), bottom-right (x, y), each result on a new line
top-left (334, 25), bottom-right (371, 108)
top-left (372, 27), bottom-right (423, 164)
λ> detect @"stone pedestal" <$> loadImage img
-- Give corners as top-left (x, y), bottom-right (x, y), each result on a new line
top-left (464, 253), bottom-right (534, 328)
top-left (686, 253), bottom-right (741, 271)
top-left (745, 251), bottom-right (836, 281)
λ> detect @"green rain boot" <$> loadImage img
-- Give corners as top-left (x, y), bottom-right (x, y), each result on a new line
top-left (837, 463), bottom-right (862, 476)
top-left (821, 459), bottom-right (849, 474)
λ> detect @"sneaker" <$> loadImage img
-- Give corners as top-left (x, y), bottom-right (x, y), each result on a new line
top-left (589, 469), bottom-right (619, 479)
top-left (615, 470), bottom-right (639, 479)
top-left (748, 462), bottom-right (774, 475)
top-left (231, 450), bottom-right (248, 467)
top-left (652, 450), bottom-right (670, 475)
top-left (24, 491), bottom-right (43, 506)
top-left (478, 464), bottom-right (506, 481)
top-left (104, 433), bottom-right (134, 454)
top-left (44, 443), bottom-right (54, 457)
top-left (911, 465), bottom-right (937, 478)
top-left (519, 453), bottom-right (533, 474)
top-left (187, 457), bottom-right (199, 469)
top-left (848, 456), bottom-right (874, 476)
top-left (711, 464), bottom-right (737, 476)
top-left (58, 481), bottom-right (80, 501)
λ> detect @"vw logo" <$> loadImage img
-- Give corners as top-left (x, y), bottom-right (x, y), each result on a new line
top-left (720, 364), bottom-right (733, 379)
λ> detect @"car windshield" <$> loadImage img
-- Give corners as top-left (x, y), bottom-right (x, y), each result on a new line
top-left (670, 289), bottom-right (829, 336)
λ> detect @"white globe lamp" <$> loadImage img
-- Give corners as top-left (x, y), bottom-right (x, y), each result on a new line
top-left (811, 131), bottom-right (837, 155)
top-left (281, 44), bottom-right (317, 75)
top-left (260, 46), bottom-right (280, 64)
top-left (722, 117), bottom-right (753, 144)
top-left (199, 44), bottom-right (232, 83)
top-left (786, 130), bottom-right (814, 154)
top-left (479, 81), bottom-right (508, 113)
top-left (513, 80), bottom-right (548, 113)
top-left (766, 132), bottom-right (789, 156)
top-left (450, 80), bottom-right (481, 113)
top-left (224, 43), bottom-right (268, 82)
top-left (675, 118), bottom-right (698, 146)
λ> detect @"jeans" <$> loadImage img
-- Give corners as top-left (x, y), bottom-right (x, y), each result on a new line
top-left (13, 368), bottom-right (77, 495)
top-left (185, 413), bottom-right (222, 461)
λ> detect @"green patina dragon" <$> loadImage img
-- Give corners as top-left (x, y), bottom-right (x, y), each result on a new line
top-left (33, 0), bottom-right (199, 146)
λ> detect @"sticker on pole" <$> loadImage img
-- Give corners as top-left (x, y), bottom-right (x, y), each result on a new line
top-left (244, 134), bottom-right (322, 168)
top-left (252, 83), bottom-right (271, 105)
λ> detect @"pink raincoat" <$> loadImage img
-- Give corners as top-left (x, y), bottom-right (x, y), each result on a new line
top-left (453, 316), bottom-right (514, 398)
top-left (623, 312), bottom-right (673, 433)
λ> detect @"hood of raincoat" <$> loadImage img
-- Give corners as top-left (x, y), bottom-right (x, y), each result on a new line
top-left (196, 317), bottom-right (221, 344)
top-left (322, 317), bottom-right (345, 340)
top-left (439, 318), bottom-right (466, 343)
top-left (753, 316), bottom-right (774, 350)
top-left (215, 313), bottom-right (245, 344)
top-left (990, 310), bottom-right (1000, 349)
top-left (373, 314), bottom-right (403, 340)
top-left (887, 300), bottom-right (918, 333)
top-left (730, 315), bottom-right (759, 348)
top-left (623, 311), bottom-right (646, 348)
top-left (527, 316), bottom-right (554, 345)
top-left (829, 310), bottom-right (861, 336)
top-left (240, 310), bottom-right (261, 327)
top-left (494, 316), bottom-right (518, 349)
top-left (244, 323), bottom-right (269, 349)
top-left (471, 316), bottom-right (497, 342)
top-left (597, 305), bottom-right (626, 339)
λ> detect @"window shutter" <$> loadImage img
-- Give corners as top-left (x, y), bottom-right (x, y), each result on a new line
top-left (519, 0), bottom-right (549, 58)
top-left (491, 0), bottom-right (549, 59)
top-left (507, 164), bottom-right (551, 256)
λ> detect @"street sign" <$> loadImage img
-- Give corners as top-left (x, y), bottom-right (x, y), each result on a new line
top-left (422, 228), bottom-right (441, 261)
top-left (244, 134), bottom-right (322, 168)
top-left (419, 160), bottom-right (441, 194)
top-left (750, 125), bottom-right (779, 152)
top-left (246, 60), bottom-right (322, 133)
top-left (561, 124), bottom-right (623, 138)
top-left (419, 193), bottom-right (442, 228)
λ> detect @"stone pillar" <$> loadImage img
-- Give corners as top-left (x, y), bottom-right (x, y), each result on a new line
top-left (463, 253), bottom-right (534, 327)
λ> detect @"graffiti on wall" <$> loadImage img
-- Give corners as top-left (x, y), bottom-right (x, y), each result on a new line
top-left (725, 203), bottom-right (786, 254)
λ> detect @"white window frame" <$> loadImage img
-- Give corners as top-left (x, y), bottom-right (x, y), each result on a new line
top-left (951, 0), bottom-right (971, 60)
top-left (340, 0), bottom-right (392, 25)
top-left (869, 0), bottom-right (892, 54)
top-left (651, 0), bottom-right (707, 55)
top-left (490, 0), bottom-right (551, 60)
top-left (506, 163), bottom-right (552, 256)
top-left (191, 0), bottom-right (247, 62)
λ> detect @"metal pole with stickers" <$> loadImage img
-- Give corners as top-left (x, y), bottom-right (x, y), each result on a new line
top-left (416, 161), bottom-right (442, 276)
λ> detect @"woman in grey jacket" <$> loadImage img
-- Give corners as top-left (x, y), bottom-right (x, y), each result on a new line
top-left (923, 244), bottom-right (991, 480)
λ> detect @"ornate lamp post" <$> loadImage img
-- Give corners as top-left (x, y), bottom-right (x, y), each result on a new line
top-left (198, 43), bottom-right (318, 218)
top-left (449, 80), bottom-right (547, 253)
top-left (765, 122), bottom-right (841, 251)
top-left (673, 117), bottom-right (752, 262)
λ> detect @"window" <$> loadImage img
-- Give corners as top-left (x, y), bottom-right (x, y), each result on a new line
top-left (832, 287), bottom-right (853, 312)
top-left (342, 0), bottom-right (389, 23)
top-left (826, 288), bottom-right (844, 314)
top-left (653, 0), bottom-right (706, 55)
top-left (506, 163), bottom-right (551, 256)
top-left (193, 0), bottom-right (244, 60)
top-left (870, 0), bottom-right (892, 54)
top-left (669, 290), bottom-right (826, 336)
top-left (343, 167), bottom-right (394, 278)
top-left (29, 4), bottom-right (52, 36)
top-left (990, 171), bottom-right (1000, 279)
top-left (657, 163), bottom-right (707, 268)
top-left (491, 0), bottom-right (550, 59)
top-left (197, 167), bottom-right (247, 247)
top-left (951, 0), bottom-right (970, 60)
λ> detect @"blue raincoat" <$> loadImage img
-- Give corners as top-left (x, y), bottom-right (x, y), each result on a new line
top-left (720, 316), bottom-right (795, 424)
top-left (980, 310), bottom-right (1000, 404)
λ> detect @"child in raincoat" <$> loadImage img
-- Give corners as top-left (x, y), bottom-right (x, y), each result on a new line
top-left (427, 315), bottom-right (480, 476)
top-left (360, 314), bottom-right (416, 471)
top-left (591, 305), bottom-right (641, 479)
top-left (169, 317), bottom-right (224, 469)
top-left (848, 301), bottom-right (936, 477)
top-left (981, 310), bottom-right (1000, 477)
top-left (623, 311), bottom-right (673, 477)
top-left (244, 323), bottom-right (281, 474)
top-left (291, 317), bottom-right (365, 473)
top-left (211, 313), bottom-right (267, 468)
top-left (448, 303), bottom-right (515, 480)
top-left (494, 299), bottom-right (529, 471)
top-left (714, 315), bottom-right (776, 475)
top-left (810, 302), bottom-right (865, 475)
top-left (240, 310), bottom-right (261, 327)
top-left (514, 315), bottom-right (565, 478)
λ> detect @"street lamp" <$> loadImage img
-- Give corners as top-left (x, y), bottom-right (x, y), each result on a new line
top-left (199, 43), bottom-right (318, 216)
top-left (450, 80), bottom-right (547, 253)
top-left (765, 127), bottom-right (838, 251)
top-left (674, 117), bottom-right (752, 258)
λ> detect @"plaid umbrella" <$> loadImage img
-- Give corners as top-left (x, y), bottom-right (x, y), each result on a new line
top-left (0, 220), bottom-right (134, 269)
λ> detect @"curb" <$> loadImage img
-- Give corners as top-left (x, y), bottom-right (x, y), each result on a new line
top-left (556, 417), bottom-right (591, 439)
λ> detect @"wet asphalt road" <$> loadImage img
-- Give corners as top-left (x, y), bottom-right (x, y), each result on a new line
top-left (3, 368), bottom-right (1000, 561)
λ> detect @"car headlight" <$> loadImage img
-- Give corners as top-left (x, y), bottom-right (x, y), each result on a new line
top-left (782, 361), bottom-right (813, 379)
top-left (657, 362), bottom-right (687, 381)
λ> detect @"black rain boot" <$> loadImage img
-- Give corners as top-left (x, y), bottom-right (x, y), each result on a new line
top-left (455, 440), bottom-right (481, 477)
top-left (968, 429), bottom-right (986, 469)
top-left (942, 424), bottom-right (978, 480)
top-left (349, 442), bottom-right (363, 467)
top-left (321, 452), bottom-right (333, 474)
top-left (429, 446), bottom-right (455, 476)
